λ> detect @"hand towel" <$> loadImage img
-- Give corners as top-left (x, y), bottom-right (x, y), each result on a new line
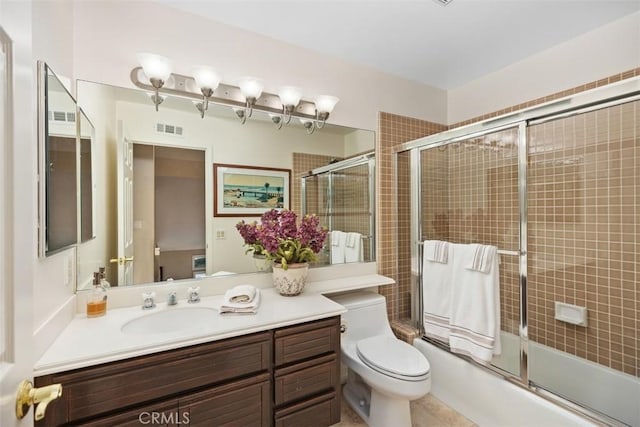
top-left (345, 232), bottom-right (363, 263)
top-left (423, 240), bottom-right (449, 264)
top-left (220, 288), bottom-right (261, 314)
top-left (422, 240), bottom-right (453, 342)
top-left (449, 243), bottom-right (501, 364)
top-left (330, 230), bottom-right (346, 264)
top-left (225, 284), bottom-right (256, 303)
top-left (465, 244), bottom-right (497, 273)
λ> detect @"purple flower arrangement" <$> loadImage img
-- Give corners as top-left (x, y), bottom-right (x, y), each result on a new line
top-left (236, 209), bottom-right (328, 270)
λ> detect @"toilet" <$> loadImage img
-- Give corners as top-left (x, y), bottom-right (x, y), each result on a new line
top-left (329, 291), bottom-right (431, 427)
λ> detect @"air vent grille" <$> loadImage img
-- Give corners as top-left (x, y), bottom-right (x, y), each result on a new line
top-left (49, 110), bottom-right (76, 123)
top-left (155, 123), bottom-right (184, 137)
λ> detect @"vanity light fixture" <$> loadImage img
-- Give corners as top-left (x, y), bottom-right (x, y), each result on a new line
top-left (269, 113), bottom-right (283, 130)
top-left (192, 66), bottom-right (221, 118)
top-left (131, 53), bottom-right (339, 132)
top-left (237, 77), bottom-right (264, 123)
top-left (137, 53), bottom-right (172, 111)
top-left (277, 86), bottom-right (302, 125)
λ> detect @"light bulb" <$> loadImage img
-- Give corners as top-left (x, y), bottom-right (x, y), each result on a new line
top-left (192, 66), bottom-right (220, 91)
top-left (314, 95), bottom-right (339, 114)
top-left (137, 53), bottom-right (172, 82)
top-left (238, 77), bottom-right (264, 100)
top-left (278, 86), bottom-right (302, 108)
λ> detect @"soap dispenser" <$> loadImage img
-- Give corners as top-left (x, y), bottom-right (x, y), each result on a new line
top-left (98, 266), bottom-right (110, 288)
top-left (86, 272), bottom-right (107, 318)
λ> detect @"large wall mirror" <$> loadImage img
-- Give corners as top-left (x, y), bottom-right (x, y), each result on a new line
top-left (76, 81), bottom-right (375, 290)
top-left (38, 63), bottom-right (95, 257)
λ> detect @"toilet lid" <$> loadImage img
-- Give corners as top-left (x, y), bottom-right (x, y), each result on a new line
top-left (356, 336), bottom-right (430, 379)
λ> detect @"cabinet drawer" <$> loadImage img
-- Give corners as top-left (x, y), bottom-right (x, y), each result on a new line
top-left (274, 390), bottom-right (340, 427)
top-left (81, 399), bottom-right (182, 427)
top-left (181, 373), bottom-right (271, 427)
top-left (35, 331), bottom-right (271, 425)
top-left (274, 316), bottom-right (340, 366)
top-left (274, 354), bottom-right (338, 406)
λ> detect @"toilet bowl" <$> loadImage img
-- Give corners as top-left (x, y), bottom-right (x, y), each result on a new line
top-left (329, 291), bottom-right (431, 427)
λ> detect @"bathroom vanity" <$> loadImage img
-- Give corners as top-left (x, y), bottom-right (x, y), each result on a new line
top-left (33, 288), bottom-right (347, 426)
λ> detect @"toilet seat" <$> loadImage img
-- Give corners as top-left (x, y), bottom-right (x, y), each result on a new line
top-left (356, 335), bottom-right (430, 381)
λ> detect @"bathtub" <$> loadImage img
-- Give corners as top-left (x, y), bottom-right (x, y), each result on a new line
top-left (414, 333), bottom-right (640, 427)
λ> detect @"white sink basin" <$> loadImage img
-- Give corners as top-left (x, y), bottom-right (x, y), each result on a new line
top-left (121, 307), bottom-right (217, 335)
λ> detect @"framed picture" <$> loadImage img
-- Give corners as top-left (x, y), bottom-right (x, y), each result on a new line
top-left (191, 254), bottom-right (206, 271)
top-left (213, 163), bottom-right (291, 217)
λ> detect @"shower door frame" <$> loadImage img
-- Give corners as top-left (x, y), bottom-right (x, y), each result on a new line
top-left (301, 152), bottom-right (376, 261)
top-left (395, 76), bottom-right (640, 425)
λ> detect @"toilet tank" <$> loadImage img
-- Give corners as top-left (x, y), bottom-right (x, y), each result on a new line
top-left (329, 291), bottom-right (394, 342)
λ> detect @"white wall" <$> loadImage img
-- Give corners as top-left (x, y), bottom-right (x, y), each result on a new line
top-left (447, 12), bottom-right (640, 124)
top-left (71, 0), bottom-right (448, 131)
top-left (344, 129), bottom-right (375, 157)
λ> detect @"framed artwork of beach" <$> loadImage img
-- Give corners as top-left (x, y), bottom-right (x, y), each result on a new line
top-left (213, 163), bottom-right (291, 217)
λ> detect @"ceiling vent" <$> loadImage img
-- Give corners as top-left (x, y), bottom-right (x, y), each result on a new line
top-left (433, 0), bottom-right (453, 5)
top-left (155, 122), bottom-right (184, 137)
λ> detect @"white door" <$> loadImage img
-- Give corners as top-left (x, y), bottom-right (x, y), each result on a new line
top-left (116, 120), bottom-right (135, 285)
top-left (0, 11), bottom-right (37, 427)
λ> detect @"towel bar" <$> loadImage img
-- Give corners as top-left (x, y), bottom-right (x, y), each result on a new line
top-left (416, 241), bottom-right (520, 256)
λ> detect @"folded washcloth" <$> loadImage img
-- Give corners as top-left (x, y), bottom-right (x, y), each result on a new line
top-left (465, 244), bottom-right (497, 273)
top-left (220, 288), bottom-right (261, 315)
top-left (225, 284), bottom-right (257, 303)
top-left (423, 240), bottom-right (449, 264)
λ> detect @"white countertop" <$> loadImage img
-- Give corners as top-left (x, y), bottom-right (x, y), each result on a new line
top-left (35, 273), bottom-right (395, 376)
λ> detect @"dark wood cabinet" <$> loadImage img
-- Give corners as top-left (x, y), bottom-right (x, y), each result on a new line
top-left (273, 316), bottom-right (341, 426)
top-left (35, 316), bottom-right (340, 427)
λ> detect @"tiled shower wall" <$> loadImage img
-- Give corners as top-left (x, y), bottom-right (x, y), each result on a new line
top-left (377, 113), bottom-right (447, 320)
top-left (528, 101), bottom-right (640, 376)
top-left (383, 67), bottom-right (640, 377)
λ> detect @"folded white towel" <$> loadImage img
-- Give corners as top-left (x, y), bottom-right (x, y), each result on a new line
top-left (422, 240), bottom-right (453, 342)
top-left (465, 244), bottom-right (497, 273)
top-left (220, 288), bottom-right (261, 314)
top-left (225, 284), bottom-right (256, 303)
top-left (423, 240), bottom-right (449, 264)
top-left (449, 243), bottom-right (501, 364)
top-left (331, 231), bottom-right (346, 264)
top-left (345, 232), bottom-right (363, 263)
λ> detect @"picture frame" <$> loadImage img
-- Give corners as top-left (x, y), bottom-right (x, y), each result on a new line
top-left (213, 163), bottom-right (291, 217)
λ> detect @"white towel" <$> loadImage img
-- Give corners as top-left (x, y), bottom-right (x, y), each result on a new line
top-left (225, 284), bottom-right (256, 303)
top-left (422, 240), bottom-right (453, 342)
top-left (344, 232), bottom-right (363, 263)
top-left (220, 288), bottom-right (261, 314)
top-left (330, 230), bottom-right (346, 264)
top-left (466, 244), bottom-right (497, 273)
top-left (449, 243), bottom-right (501, 364)
top-left (423, 240), bottom-right (449, 264)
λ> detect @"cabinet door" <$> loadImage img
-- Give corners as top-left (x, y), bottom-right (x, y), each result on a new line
top-left (180, 373), bottom-right (271, 427)
top-left (274, 391), bottom-right (340, 427)
top-left (274, 317), bottom-right (340, 367)
top-left (82, 399), bottom-right (181, 427)
top-left (274, 354), bottom-right (338, 406)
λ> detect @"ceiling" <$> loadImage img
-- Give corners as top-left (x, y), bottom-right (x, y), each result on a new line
top-left (157, 0), bottom-right (640, 90)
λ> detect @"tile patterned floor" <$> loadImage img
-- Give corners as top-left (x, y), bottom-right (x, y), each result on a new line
top-left (333, 393), bottom-right (477, 427)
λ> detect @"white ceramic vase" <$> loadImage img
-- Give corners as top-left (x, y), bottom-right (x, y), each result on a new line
top-left (272, 262), bottom-right (309, 296)
top-left (253, 254), bottom-right (273, 272)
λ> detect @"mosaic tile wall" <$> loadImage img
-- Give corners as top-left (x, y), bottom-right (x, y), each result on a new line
top-left (377, 113), bottom-right (447, 320)
top-left (528, 100), bottom-right (640, 376)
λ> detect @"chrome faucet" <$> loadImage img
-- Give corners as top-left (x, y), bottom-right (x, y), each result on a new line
top-left (142, 291), bottom-right (156, 310)
top-left (187, 286), bottom-right (200, 304)
top-left (167, 291), bottom-right (178, 306)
